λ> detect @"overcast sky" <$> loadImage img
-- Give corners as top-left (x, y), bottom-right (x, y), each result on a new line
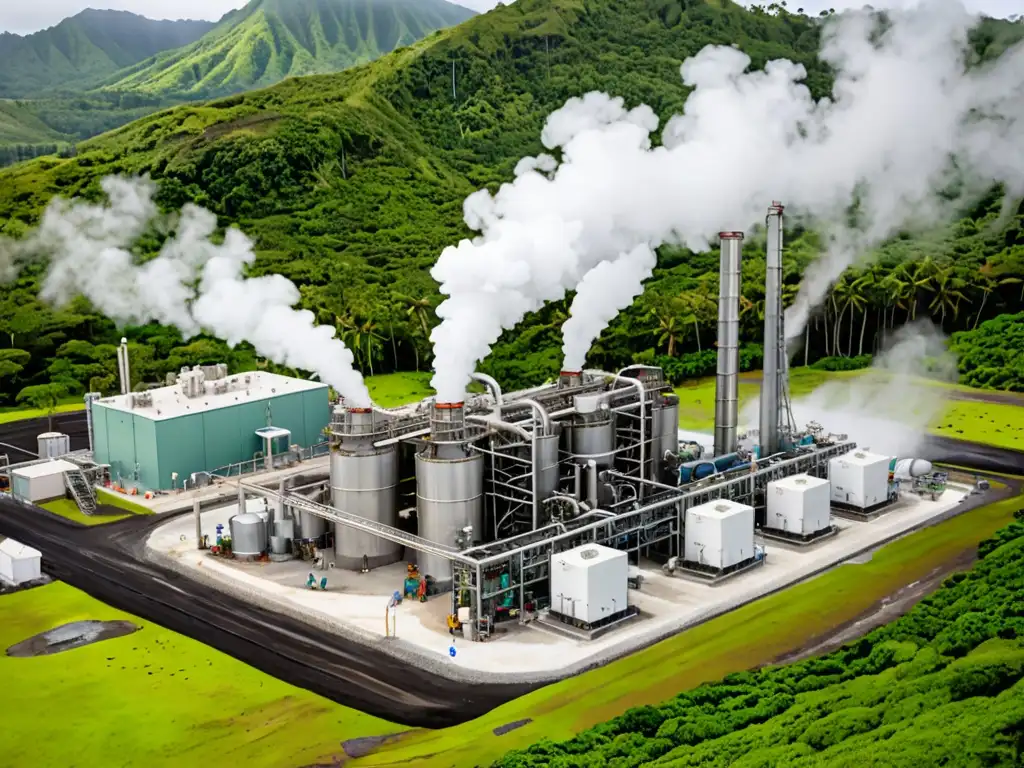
top-left (0, 0), bottom-right (1017, 36)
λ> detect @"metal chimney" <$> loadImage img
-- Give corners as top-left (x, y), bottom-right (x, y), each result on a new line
top-left (117, 337), bottom-right (131, 395)
top-left (759, 202), bottom-right (785, 456)
top-left (714, 231), bottom-right (744, 456)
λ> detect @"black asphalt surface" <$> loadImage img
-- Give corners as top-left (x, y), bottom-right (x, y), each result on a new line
top-left (0, 411), bottom-right (89, 461)
top-left (0, 502), bottom-right (536, 728)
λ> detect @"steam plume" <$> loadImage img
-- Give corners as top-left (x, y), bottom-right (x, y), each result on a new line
top-left (429, 0), bottom-right (1024, 401)
top-left (741, 322), bottom-right (957, 457)
top-left (561, 244), bottom-right (657, 371)
top-left (1, 177), bottom-right (371, 406)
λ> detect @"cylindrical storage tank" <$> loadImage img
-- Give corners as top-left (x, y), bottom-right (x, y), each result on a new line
top-left (415, 447), bottom-right (484, 585)
top-left (37, 432), bottom-right (70, 459)
top-left (567, 412), bottom-right (615, 468)
top-left (658, 395), bottom-right (680, 462)
top-left (230, 513), bottom-right (267, 557)
top-left (295, 511), bottom-right (328, 541)
top-left (894, 458), bottom-right (933, 479)
top-left (331, 446), bottom-right (400, 569)
top-left (535, 431), bottom-right (561, 502)
top-left (275, 518), bottom-right (295, 541)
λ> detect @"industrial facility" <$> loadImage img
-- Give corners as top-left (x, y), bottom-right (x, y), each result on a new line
top-left (2, 200), bottom-right (954, 661)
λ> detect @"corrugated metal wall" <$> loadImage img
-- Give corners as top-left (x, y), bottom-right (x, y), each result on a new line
top-left (91, 385), bottom-right (330, 490)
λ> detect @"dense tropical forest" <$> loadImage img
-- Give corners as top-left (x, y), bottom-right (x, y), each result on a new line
top-left (0, 0), bottom-right (476, 168)
top-left (495, 510), bottom-right (1024, 767)
top-left (0, 0), bottom-right (1023, 410)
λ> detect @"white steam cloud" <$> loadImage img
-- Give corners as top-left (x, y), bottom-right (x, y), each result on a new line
top-left (561, 244), bottom-right (657, 371)
top-left (429, 0), bottom-right (1024, 402)
top-left (2, 176), bottom-right (371, 406)
top-left (742, 322), bottom-right (958, 457)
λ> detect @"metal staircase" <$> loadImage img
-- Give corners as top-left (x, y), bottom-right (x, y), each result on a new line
top-left (64, 468), bottom-right (98, 516)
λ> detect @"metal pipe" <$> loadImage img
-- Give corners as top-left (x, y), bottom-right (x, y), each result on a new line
top-left (465, 416), bottom-right (532, 442)
top-left (587, 459), bottom-right (599, 508)
top-left (584, 369), bottom-right (645, 498)
top-left (470, 372), bottom-right (504, 407)
top-left (760, 202), bottom-right (785, 457)
top-left (496, 398), bottom-right (551, 435)
top-left (84, 392), bottom-right (100, 453)
top-left (605, 469), bottom-right (683, 495)
top-left (116, 339), bottom-right (129, 396)
top-left (194, 498), bottom-right (202, 549)
top-left (574, 463), bottom-right (582, 500)
top-left (715, 232), bottom-right (744, 456)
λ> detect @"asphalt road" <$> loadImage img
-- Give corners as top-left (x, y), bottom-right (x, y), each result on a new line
top-left (0, 502), bottom-right (536, 728)
top-left (0, 411), bottom-right (89, 461)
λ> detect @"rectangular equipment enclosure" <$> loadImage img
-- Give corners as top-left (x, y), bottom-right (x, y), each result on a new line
top-left (829, 450), bottom-right (890, 509)
top-left (10, 459), bottom-right (80, 503)
top-left (767, 473), bottom-right (831, 534)
top-left (550, 543), bottom-right (628, 625)
top-left (0, 538), bottom-right (42, 585)
top-left (684, 498), bottom-right (755, 569)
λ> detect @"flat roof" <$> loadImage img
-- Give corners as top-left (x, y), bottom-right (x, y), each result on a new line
top-left (832, 449), bottom-right (890, 467)
top-left (769, 473), bottom-right (830, 491)
top-left (0, 538), bottom-right (41, 559)
top-left (688, 498), bottom-right (754, 518)
top-left (11, 459), bottom-right (80, 479)
top-left (93, 371), bottom-right (327, 422)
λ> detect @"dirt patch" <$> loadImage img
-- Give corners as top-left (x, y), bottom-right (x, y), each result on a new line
top-left (771, 548), bottom-right (977, 665)
top-left (340, 733), bottom-right (408, 758)
top-left (493, 718), bottom-right (533, 736)
top-left (7, 620), bottom-right (139, 657)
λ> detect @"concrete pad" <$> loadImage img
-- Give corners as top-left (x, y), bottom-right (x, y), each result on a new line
top-left (146, 485), bottom-right (969, 681)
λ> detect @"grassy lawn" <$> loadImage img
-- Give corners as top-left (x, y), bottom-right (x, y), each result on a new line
top-left (0, 582), bottom-right (395, 768)
top-left (40, 488), bottom-right (153, 526)
top-left (353, 491), bottom-right (1022, 767)
top-left (676, 369), bottom-right (1024, 450)
top-left (0, 398), bottom-right (85, 425)
top-left (366, 371), bottom-right (435, 407)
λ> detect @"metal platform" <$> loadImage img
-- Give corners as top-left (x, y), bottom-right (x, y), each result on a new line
top-left (759, 523), bottom-right (840, 547)
top-left (536, 605), bottom-right (642, 640)
top-left (669, 554), bottom-right (766, 585)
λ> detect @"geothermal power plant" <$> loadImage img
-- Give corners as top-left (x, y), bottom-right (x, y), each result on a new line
top-left (2, 201), bottom-right (953, 661)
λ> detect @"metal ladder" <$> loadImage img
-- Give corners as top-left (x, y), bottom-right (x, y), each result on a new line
top-left (64, 468), bottom-right (98, 516)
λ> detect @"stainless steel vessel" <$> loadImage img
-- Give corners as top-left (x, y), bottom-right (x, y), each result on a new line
top-left (230, 513), bottom-right (267, 557)
top-left (715, 231), bottom-right (743, 456)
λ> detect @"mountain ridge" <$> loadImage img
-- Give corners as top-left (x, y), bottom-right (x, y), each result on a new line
top-left (0, 9), bottom-right (215, 98)
top-left (95, 0), bottom-right (479, 100)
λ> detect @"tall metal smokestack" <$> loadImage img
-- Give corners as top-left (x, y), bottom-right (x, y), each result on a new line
top-left (760, 202), bottom-right (785, 456)
top-left (714, 231), bottom-right (744, 456)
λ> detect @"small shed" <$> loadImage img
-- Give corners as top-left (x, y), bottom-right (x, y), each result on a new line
top-left (0, 538), bottom-right (42, 585)
top-left (10, 459), bottom-right (79, 503)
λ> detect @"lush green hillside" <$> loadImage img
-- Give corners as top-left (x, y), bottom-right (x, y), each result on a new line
top-left (0, 0), bottom-right (1021, 405)
top-left (96, 0), bottom-right (478, 100)
top-left (494, 511), bottom-right (1024, 767)
top-left (0, 10), bottom-right (214, 98)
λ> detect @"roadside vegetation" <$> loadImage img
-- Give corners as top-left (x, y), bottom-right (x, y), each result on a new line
top-left (40, 488), bottom-right (152, 526)
top-left (0, 581), bottom-right (394, 767)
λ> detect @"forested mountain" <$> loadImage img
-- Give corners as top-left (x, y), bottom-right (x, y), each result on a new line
top-left (0, 10), bottom-right (214, 98)
top-left (0, 0), bottom-right (1022, 404)
top-left (97, 0), bottom-right (479, 100)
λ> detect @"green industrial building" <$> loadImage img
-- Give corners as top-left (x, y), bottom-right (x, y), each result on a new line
top-left (90, 369), bottom-right (331, 490)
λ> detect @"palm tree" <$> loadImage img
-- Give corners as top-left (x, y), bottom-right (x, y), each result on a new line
top-left (398, 294), bottom-right (434, 340)
top-left (652, 307), bottom-right (684, 357)
top-left (928, 263), bottom-right (967, 329)
top-left (849, 270), bottom-right (875, 356)
top-left (973, 260), bottom-right (1022, 329)
top-left (350, 319), bottom-right (385, 375)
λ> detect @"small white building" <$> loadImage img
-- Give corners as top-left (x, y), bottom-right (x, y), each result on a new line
top-left (684, 499), bottom-right (755, 570)
top-left (766, 474), bottom-right (832, 535)
top-left (0, 538), bottom-right (42, 585)
top-left (9, 459), bottom-right (79, 504)
top-left (829, 450), bottom-right (891, 510)
top-left (550, 544), bottom-right (628, 625)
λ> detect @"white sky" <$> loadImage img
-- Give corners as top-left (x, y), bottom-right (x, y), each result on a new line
top-left (0, 0), bottom-right (1017, 36)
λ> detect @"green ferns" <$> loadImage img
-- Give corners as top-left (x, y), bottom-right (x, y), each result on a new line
top-left (495, 513), bottom-right (1024, 767)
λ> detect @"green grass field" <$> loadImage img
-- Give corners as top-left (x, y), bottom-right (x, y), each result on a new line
top-left (40, 488), bottom-right (152, 526)
top-left (350, 491), bottom-right (1021, 767)
top-left (0, 582), bottom-right (395, 768)
top-left (0, 398), bottom-right (85, 425)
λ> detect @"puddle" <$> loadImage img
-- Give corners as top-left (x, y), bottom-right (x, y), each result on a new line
top-left (7, 620), bottom-right (139, 657)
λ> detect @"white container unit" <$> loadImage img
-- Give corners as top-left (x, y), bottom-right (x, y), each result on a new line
top-left (9, 459), bottom-right (80, 504)
top-left (0, 538), bottom-right (42, 585)
top-left (684, 499), bottom-right (755, 569)
top-left (829, 450), bottom-right (891, 509)
top-left (550, 544), bottom-right (628, 625)
top-left (766, 474), bottom-right (831, 534)
top-left (37, 432), bottom-right (70, 459)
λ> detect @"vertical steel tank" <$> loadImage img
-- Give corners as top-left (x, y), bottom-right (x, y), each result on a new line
top-left (230, 513), bottom-right (267, 557)
top-left (415, 402), bottom-right (484, 585)
top-left (566, 394), bottom-right (615, 468)
top-left (331, 406), bottom-right (400, 570)
top-left (535, 430), bottom-right (561, 501)
top-left (760, 203), bottom-right (785, 457)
